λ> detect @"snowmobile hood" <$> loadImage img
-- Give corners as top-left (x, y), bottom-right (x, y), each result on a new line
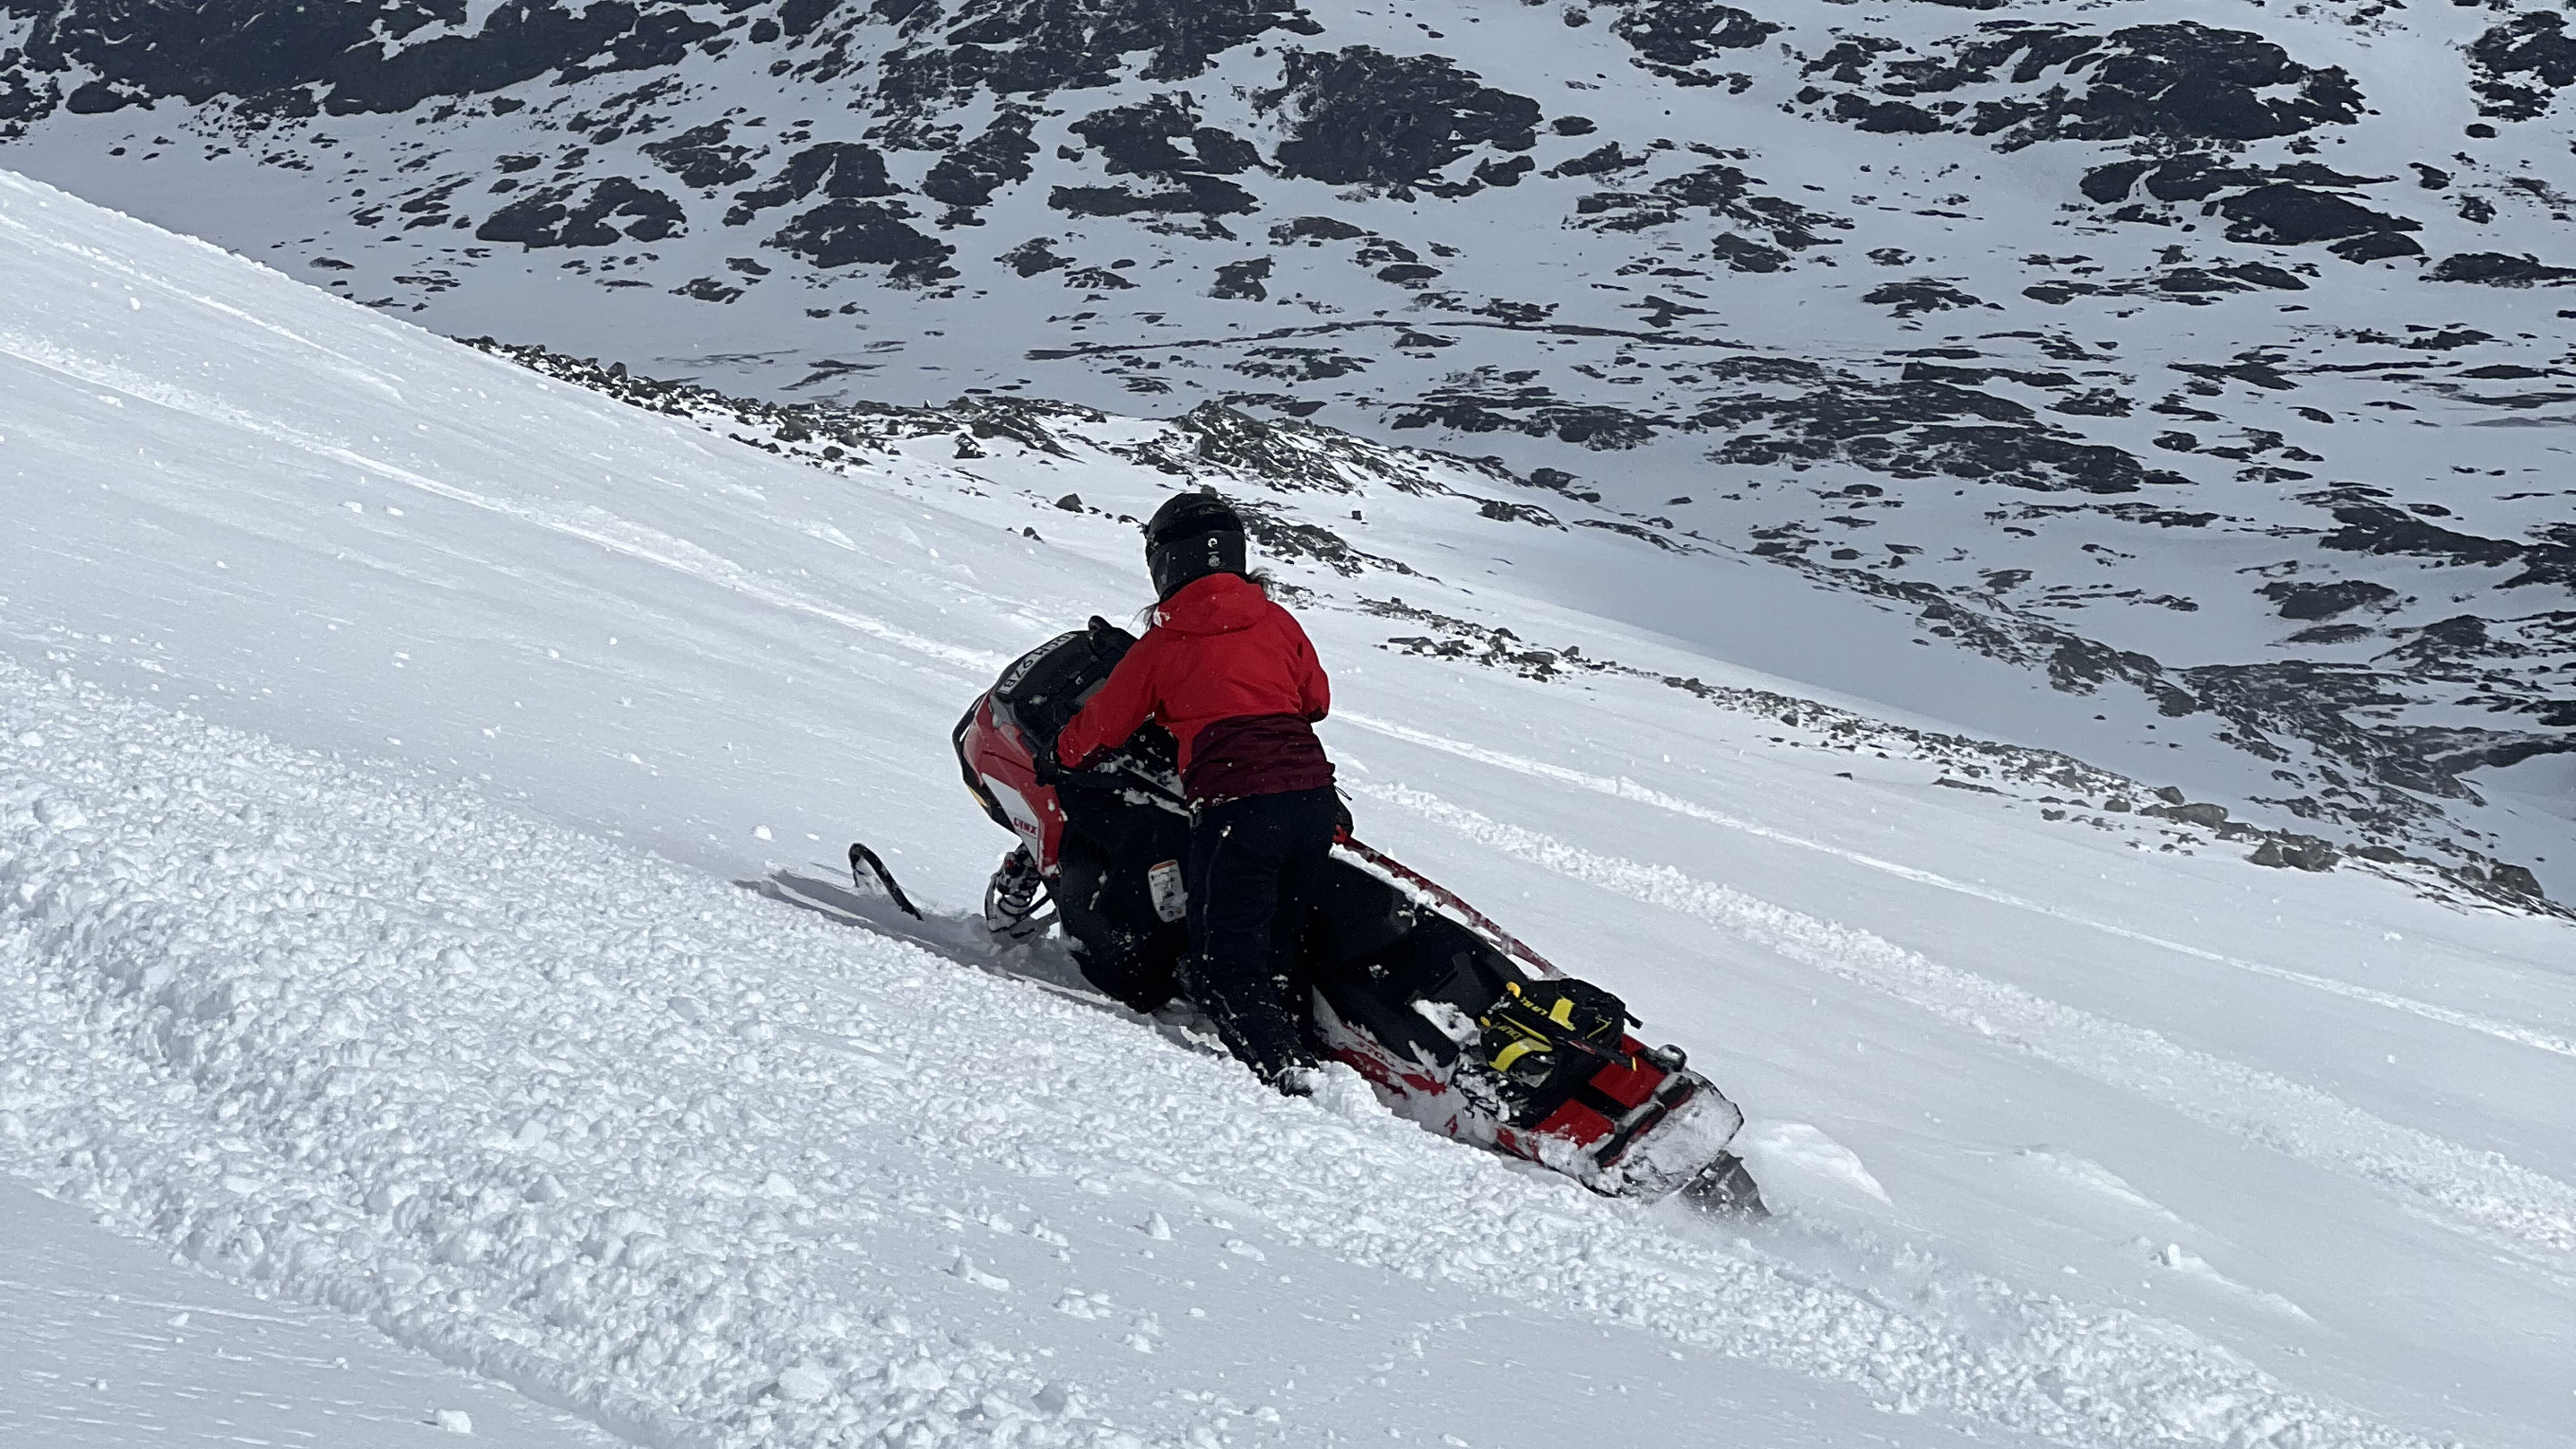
top-left (1150, 572), bottom-right (1270, 636)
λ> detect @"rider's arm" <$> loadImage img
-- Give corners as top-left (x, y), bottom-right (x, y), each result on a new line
top-left (1288, 615), bottom-right (1330, 723)
top-left (1056, 634), bottom-right (1162, 768)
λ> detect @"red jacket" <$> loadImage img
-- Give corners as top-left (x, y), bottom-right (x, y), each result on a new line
top-left (1058, 573), bottom-right (1333, 803)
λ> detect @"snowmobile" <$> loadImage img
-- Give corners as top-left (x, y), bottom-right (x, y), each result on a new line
top-left (865, 618), bottom-right (1765, 1212)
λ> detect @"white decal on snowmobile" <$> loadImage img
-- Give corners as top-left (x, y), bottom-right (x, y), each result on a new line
top-left (1147, 860), bottom-right (1187, 923)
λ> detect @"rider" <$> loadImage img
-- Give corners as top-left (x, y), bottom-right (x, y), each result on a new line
top-left (1054, 492), bottom-right (1338, 1094)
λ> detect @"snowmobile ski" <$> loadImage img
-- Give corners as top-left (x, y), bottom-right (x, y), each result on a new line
top-left (847, 841), bottom-right (924, 919)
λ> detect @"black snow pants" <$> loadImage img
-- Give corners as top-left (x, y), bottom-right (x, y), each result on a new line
top-left (1055, 825), bottom-right (1189, 1013)
top-left (1184, 785), bottom-right (1338, 1089)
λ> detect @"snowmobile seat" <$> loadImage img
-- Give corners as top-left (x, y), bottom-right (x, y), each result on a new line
top-left (1305, 872), bottom-right (1516, 1072)
top-left (1301, 856), bottom-right (1417, 965)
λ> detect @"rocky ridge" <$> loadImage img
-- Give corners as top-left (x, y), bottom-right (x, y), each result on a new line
top-left (2, 0), bottom-right (2569, 884)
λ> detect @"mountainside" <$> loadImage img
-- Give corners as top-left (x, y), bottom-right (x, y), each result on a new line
top-left (3, 0), bottom-right (2572, 869)
top-left (6, 163), bottom-right (2576, 1449)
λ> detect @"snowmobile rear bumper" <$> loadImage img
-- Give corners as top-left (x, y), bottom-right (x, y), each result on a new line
top-left (1314, 989), bottom-right (1753, 1205)
top-left (1505, 1054), bottom-right (1749, 1202)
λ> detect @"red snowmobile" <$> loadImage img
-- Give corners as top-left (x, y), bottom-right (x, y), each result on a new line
top-left (885, 619), bottom-right (1762, 1210)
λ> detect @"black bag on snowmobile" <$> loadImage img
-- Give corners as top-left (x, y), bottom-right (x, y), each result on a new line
top-left (993, 616), bottom-right (1135, 750)
top-left (1477, 978), bottom-right (1631, 1098)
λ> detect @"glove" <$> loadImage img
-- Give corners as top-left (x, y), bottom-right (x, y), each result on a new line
top-left (1033, 742), bottom-right (1065, 783)
top-left (1332, 790), bottom-right (1355, 841)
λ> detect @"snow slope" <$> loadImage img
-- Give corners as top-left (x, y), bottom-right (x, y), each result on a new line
top-left (4, 169), bottom-right (2574, 1449)
top-left (0, 1183), bottom-right (617, 1448)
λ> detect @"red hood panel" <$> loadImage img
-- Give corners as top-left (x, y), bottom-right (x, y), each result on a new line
top-left (1153, 573), bottom-right (1269, 635)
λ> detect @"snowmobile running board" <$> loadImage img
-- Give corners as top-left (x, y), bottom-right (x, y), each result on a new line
top-left (847, 842), bottom-right (924, 919)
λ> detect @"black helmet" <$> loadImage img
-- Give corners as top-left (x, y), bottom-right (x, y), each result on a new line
top-left (1145, 491), bottom-right (1247, 600)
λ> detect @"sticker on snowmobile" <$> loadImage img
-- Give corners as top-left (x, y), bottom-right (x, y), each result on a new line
top-left (1147, 859), bottom-right (1187, 923)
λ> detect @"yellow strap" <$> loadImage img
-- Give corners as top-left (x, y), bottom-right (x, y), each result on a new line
top-left (1548, 997), bottom-right (1574, 1028)
top-left (1492, 1038), bottom-right (1545, 1075)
